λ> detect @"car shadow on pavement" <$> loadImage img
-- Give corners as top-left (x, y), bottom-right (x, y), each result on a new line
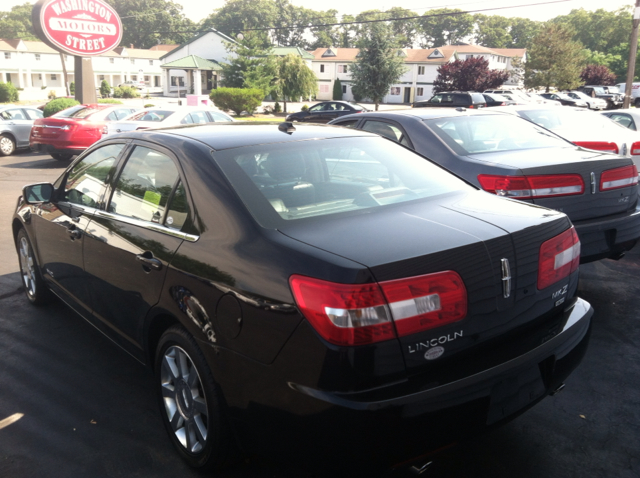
top-left (0, 157), bottom-right (73, 170)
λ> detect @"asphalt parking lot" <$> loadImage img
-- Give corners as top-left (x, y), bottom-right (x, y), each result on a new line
top-left (1, 151), bottom-right (639, 478)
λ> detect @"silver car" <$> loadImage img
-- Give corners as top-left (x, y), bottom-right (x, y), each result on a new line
top-left (0, 106), bottom-right (43, 156)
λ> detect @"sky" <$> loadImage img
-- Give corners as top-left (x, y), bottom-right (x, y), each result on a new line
top-left (2, 0), bottom-right (635, 24)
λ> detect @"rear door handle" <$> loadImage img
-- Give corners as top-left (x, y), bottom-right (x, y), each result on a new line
top-left (136, 253), bottom-right (162, 271)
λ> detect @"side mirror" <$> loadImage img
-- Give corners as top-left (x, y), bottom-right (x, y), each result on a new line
top-left (23, 183), bottom-right (54, 204)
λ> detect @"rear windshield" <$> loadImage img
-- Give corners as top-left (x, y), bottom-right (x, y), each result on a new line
top-left (127, 110), bottom-right (175, 122)
top-left (424, 114), bottom-right (571, 154)
top-left (54, 106), bottom-right (101, 119)
top-left (515, 108), bottom-right (624, 132)
top-left (214, 136), bottom-right (471, 224)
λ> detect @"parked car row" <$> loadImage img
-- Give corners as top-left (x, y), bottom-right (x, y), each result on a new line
top-left (8, 96), bottom-right (640, 474)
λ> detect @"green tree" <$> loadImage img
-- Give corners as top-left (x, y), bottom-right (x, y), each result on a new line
top-left (200, 0), bottom-right (278, 47)
top-left (308, 10), bottom-right (340, 49)
top-left (552, 7), bottom-right (630, 53)
top-left (525, 23), bottom-right (585, 92)
top-left (0, 3), bottom-right (38, 40)
top-left (335, 14), bottom-right (357, 48)
top-left (271, 54), bottom-right (318, 113)
top-left (0, 82), bottom-right (19, 103)
top-left (333, 78), bottom-right (343, 100)
top-left (220, 32), bottom-right (276, 95)
top-left (100, 80), bottom-right (112, 98)
top-left (418, 8), bottom-right (474, 48)
top-left (350, 22), bottom-right (406, 110)
top-left (104, 0), bottom-right (196, 49)
top-left (474, 15), bottom-right (512, 48)
top-left (508, 17), bottom-right (542, 48)
top-left (354, 9), bottom-right (418, 49)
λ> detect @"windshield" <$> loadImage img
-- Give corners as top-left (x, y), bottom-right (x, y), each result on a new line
top-left (127, 110), bottom-right (175, 122)
top-left (424, 114), bottom-right (571, 155)
top-left (515, 108), bottom-right (626, 133)
top-left (214, 136), bottom-right (471, 223)
top-left (54, 106), bottom-right (101, 119)
top-left (605, 87), bottom-right (620, 94)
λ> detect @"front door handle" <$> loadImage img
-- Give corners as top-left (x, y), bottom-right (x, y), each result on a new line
top-left (136, 252), bottom-right (162, 271)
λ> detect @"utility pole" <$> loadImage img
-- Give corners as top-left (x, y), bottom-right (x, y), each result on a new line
top-left (623, 0), bottom-right (640, 108)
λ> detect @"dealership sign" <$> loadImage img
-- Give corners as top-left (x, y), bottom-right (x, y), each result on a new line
top-left (32, 0), bottom-right (122, 56)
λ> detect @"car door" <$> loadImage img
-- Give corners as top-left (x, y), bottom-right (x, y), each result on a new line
top-left (33, 142), bottom-right (127, 314)
top-left (82, 142), bottom-right (189, 354)
top-left (305, 104), bottom-right (326, 122)
top-left (1, 108), bottom-right (33, 147)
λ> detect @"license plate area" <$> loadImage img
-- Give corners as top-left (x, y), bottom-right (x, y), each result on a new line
top-left (486, 364), bottom-right (546, 425)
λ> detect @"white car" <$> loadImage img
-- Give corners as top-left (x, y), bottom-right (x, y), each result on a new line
top-left (118, 80), bottom-right (146, 90)
top-left (104, 106), bottom-right (234, 136)
top-left (564, 90), bottom-right (608, 110)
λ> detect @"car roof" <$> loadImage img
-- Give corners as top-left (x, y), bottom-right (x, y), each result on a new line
top-left (335, 108), bottom-right (506, 121)
top-left (117, 122), bottom-right (377, 150)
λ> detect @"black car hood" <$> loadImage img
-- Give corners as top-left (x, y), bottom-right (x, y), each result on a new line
top-left (276, 189), bottom-right (564, 269)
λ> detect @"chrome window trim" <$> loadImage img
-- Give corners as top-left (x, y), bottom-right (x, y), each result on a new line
top-left (95, 210), bottom-right (199, 242)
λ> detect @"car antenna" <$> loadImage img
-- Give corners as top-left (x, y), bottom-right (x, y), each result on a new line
top-left (278, 122), bottom-right (296, 134)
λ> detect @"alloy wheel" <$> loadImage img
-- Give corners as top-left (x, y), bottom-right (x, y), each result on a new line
top-left (160, 345), bottom-right (209, 454)
top-left (19, 236), bottom-right (37, 299)
top-left (0, 136), bottom-right (15, 156)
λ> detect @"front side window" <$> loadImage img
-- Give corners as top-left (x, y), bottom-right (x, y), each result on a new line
top-left (109, 146), bottom-right (180, 224)
top-left (64, 144), bottom-right (124, 207)
top-left (128, 110), bottom-right (174, 122)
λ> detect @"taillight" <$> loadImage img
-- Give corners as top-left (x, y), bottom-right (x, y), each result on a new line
top-left (537, 227), bottom-right (580, 290)
top-left (630, 141), bottom-right (640, 155)
top-left (600, 165), bottom-right (639, 191)
top-left (574, 141), bottom-right (619, 154)
top-left (468, 105), bottom-right (474, 108)
top-left (102, 125), bottom-right (108, 134)
top-left (478, 174), bottom-right (584, 199)
top-left (289, 272), bottom-right (467, 346)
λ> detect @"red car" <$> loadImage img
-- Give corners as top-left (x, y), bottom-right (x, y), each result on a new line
top-left (30, 104), bottom-right (137, 160)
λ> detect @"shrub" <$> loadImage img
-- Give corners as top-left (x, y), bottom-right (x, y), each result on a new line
top-left (209, 88), bottom-right (264, 116)
top-left (0, 82), bottom-right (19, 103)
top-left (100, 80), bottom-right (111, 98)
top-left (113, 86), bottom-right (139, 98)
top-left (273, 101), bottom-right (282, 113)
top-left (144, 103), bottom-right (155, 108)
top-left (301, 104), bottom-right (309, 111)
top-left (43, 98), bottom-right (79, 117)
top-left (333, 78), bottom-right (343, 100)
top-left (69, 82), bottom-right (75, 94)
top-left (262, 105), bottom-right (274, 114)
top-left (98, 99), bottom-right (123, 104)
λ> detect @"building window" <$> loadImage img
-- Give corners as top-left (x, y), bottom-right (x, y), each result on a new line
top-left (35, 54), bottom-right (41, 61)
top-left (418, 66), bottom-right (425, 75)
top-left (149, 60), bottom-right (153, 66)
top-left (320, 64), bottom-right (325, 73)
top-left (417, 87), bottom-right (424, 96)
top-left (171, 76), bottom-right (185, 87)
top-left (342, 85), bottom-right (347, 94)
top-left (5, 73), bottom-right (11, 83)
top-left (51, 74), bottom-right (57, 80)
top-left (132, 75), bottom-right (137, 81)
top-left (338, 65), bottom-right (348, 73)
top-left (319, 84), bottom-right (329, 93)
top-left (390, 87), bottom-right (401, 95)
top-left (110, 58), bottom-right (115, 63)
top-left (467, 55), bottom-right (474, 59)
top-left (155, 76), bottom-right (161, 87)
top-left (130, 58), bottom-right (135, 64)
top-left (99, 75), bottom-right (105, 80)
top-left (144, 76), bottom-right (149, 82)
top-left (4, 53), bottom-right (10, 60)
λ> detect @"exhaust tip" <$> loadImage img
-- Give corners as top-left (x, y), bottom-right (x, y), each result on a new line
top-left (409, 461), bottom-right (433, 475)
top-left (550, 383), bottom-right (566, 396)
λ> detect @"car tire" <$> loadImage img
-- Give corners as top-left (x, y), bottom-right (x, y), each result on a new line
top-left (16, 228), bottom-right (50, 305)
top-left (51, 153), bottom-right (73, 161)
top-left (634, 98), bottom-right (640, 108)
top-left (155, 325), bottom-right (239, 470)
top-left (0, 134), bottom-right (16, 156)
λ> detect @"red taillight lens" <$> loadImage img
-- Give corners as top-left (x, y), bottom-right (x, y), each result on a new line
top-left (600, 165), bottom-right (639, 191)
top-left (537, 227), bottom-right (580, 290)
top-left (631, 142), bottom-right (640, 155)
top-left (478, 174), bottom-right (584, 199)
top-left (574, 141), bottom-right (619, 154)
top-left (379, 271), bottom-right (467, 335)
top-left (289, 272), bottom-right (468, 346)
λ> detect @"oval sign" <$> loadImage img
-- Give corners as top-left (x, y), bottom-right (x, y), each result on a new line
top-left (34, 0), bottom-right (122, 56)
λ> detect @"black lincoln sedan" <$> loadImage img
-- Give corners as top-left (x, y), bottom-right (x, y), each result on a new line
top-left (330, 109), bottom-right (640, 264)
top-left (13, 123), bottom-right (592, 474)
top-left (285, 100), bottom-right (367, 123)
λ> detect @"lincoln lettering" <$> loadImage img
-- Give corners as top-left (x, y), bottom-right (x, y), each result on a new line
top-left (407, 331), bottom-right (463, 353)
top-left (50, 0), bottom-right (113, 22)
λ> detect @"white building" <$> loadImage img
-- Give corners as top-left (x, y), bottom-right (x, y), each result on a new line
top-left (0, 39), bottom-right (167, 100)
top-left (309, 44), bottom-right (526, 104)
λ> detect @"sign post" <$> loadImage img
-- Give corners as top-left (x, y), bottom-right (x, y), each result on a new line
top-left (32, 0), bottom-right (123, 103)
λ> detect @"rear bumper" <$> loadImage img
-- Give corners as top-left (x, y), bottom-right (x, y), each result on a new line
top-left (227, 298), bottom-right (593, 471)
top-left (573, 204), bottom-right (640, 263)
top-left (29, 142), bottom-right (84, 156)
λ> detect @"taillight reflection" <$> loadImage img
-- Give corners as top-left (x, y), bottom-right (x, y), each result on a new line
top-left (478, 174), bottom-right (584, 199)
top-left (537, 227), bottom-right (580, 290)
top-left (574, 141), bottom-right (619, 154)
top-left (600, 165), bottom-right (639, 191)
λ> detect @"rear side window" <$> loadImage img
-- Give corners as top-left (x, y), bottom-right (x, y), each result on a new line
top-left (109, 146), bottom-right (181, 225)
top-left (55, 106), bottom-right (101, 119)
top-left (25, 109), bottom-right (44, 120)
top-left (128, 110), bottom-right (174, 122)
